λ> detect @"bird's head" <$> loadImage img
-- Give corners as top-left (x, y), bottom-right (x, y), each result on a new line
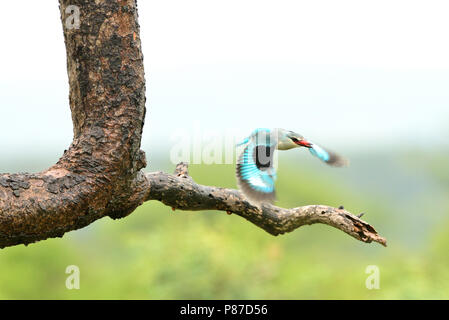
top-left (276, 129), bottom-right (313, 150)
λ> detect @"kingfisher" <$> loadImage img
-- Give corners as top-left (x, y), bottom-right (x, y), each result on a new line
top-left (236, 128), bottom-right (348, 203)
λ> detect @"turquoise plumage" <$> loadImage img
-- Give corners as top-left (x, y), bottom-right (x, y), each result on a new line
top-left (309, 143), bottom-right (331, 162)
top-left (237, 139), bottom-right (277, 202)
top-left (236, 128), bottom-right (348, 203)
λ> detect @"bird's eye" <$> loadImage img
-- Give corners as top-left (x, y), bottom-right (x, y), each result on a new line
top-left (290, 137), bottom-right (299, 143)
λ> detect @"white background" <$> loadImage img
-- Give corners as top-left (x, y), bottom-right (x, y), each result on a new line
top-left (0, 0), bottom-right (448, 158)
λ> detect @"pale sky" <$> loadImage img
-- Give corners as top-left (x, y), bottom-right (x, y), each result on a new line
top-left (0, 0), bottom-right (448, 157)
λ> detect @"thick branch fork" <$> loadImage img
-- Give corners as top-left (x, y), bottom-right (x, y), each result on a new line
top-left (144, 163), bottom-right (387, 247)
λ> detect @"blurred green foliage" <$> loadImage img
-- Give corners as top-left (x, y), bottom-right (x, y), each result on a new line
top-left (0, 150), bottom-right (448, 299)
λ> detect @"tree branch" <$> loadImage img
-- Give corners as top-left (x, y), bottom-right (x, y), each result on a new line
top-left (144, 163), bottom-right (387, 247)
top-left (0, 0), bottom-right (148, 248)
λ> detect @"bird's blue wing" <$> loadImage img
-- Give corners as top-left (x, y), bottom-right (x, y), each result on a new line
top-left (309, 142), bottom-right (349, 167)
top-left (236, 143), bottom-right (277, 203)
top-left (236, 128), bottom-right (271, 147)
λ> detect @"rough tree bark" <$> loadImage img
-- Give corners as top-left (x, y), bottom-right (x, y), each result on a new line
top-left (0, 0), bottom-right (386, 249)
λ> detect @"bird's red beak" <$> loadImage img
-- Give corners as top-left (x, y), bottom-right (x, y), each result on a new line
top-left (295, 140), bottom-right (313, 148)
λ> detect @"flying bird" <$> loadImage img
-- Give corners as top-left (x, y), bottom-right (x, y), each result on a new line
top-left (236, 128), bottom-right (348, 204)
